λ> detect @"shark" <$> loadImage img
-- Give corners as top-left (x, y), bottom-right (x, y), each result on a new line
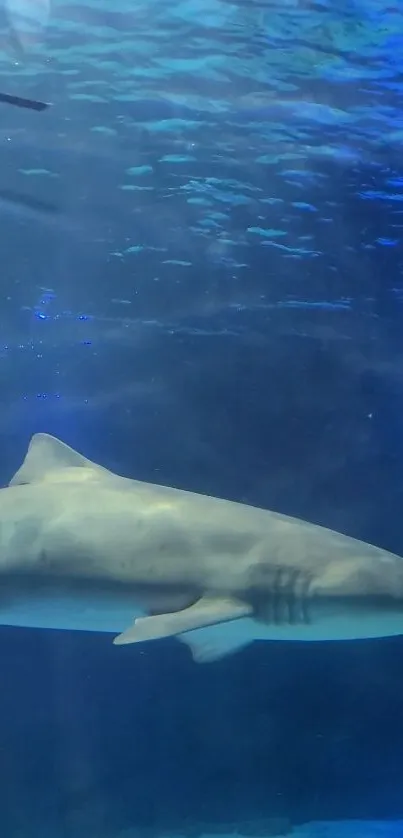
top-left (1, 432), bottom-right (403, 663)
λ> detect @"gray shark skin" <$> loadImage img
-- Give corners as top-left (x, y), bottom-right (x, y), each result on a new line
top-left (1, 432), bottom-right (403, 663)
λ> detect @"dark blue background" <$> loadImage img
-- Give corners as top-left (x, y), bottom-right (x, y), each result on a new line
top-left (1, 155), bottom-right (403, 837)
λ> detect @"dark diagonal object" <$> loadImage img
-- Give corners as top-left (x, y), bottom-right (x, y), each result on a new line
top-left (0, 91), bottom-right (50, 111)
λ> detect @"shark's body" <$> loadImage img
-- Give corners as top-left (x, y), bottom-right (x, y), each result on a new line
top-left (1, 433), bottom-right (403, 663)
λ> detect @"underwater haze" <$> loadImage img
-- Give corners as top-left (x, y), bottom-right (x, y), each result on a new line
top-left (1, 1), bottom-right (403, 837)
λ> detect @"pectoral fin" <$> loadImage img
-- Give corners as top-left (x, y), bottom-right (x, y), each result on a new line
top-left (113, 596), bottom-right (252, 646)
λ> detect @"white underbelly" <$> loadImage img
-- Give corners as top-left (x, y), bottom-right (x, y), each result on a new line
top-left (1, 589), bottom-right (403, 648)
top-left (0, 585), bottom-right (147, 633)
top-left (185, 599), bottom-right (403, 646)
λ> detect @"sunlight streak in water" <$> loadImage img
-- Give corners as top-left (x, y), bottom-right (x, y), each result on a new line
top-left (5, 0), bottom-right (50, 49)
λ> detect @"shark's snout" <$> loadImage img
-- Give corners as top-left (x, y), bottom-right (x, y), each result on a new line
top-left (311, 552), bottom-right (403, 601)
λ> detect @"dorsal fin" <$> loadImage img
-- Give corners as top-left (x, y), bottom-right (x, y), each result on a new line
top-left (9, 433), bottom-right (113, 486)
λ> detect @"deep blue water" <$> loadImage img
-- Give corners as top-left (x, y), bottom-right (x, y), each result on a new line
top-left (1, 1), bottom-right (403, 837)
